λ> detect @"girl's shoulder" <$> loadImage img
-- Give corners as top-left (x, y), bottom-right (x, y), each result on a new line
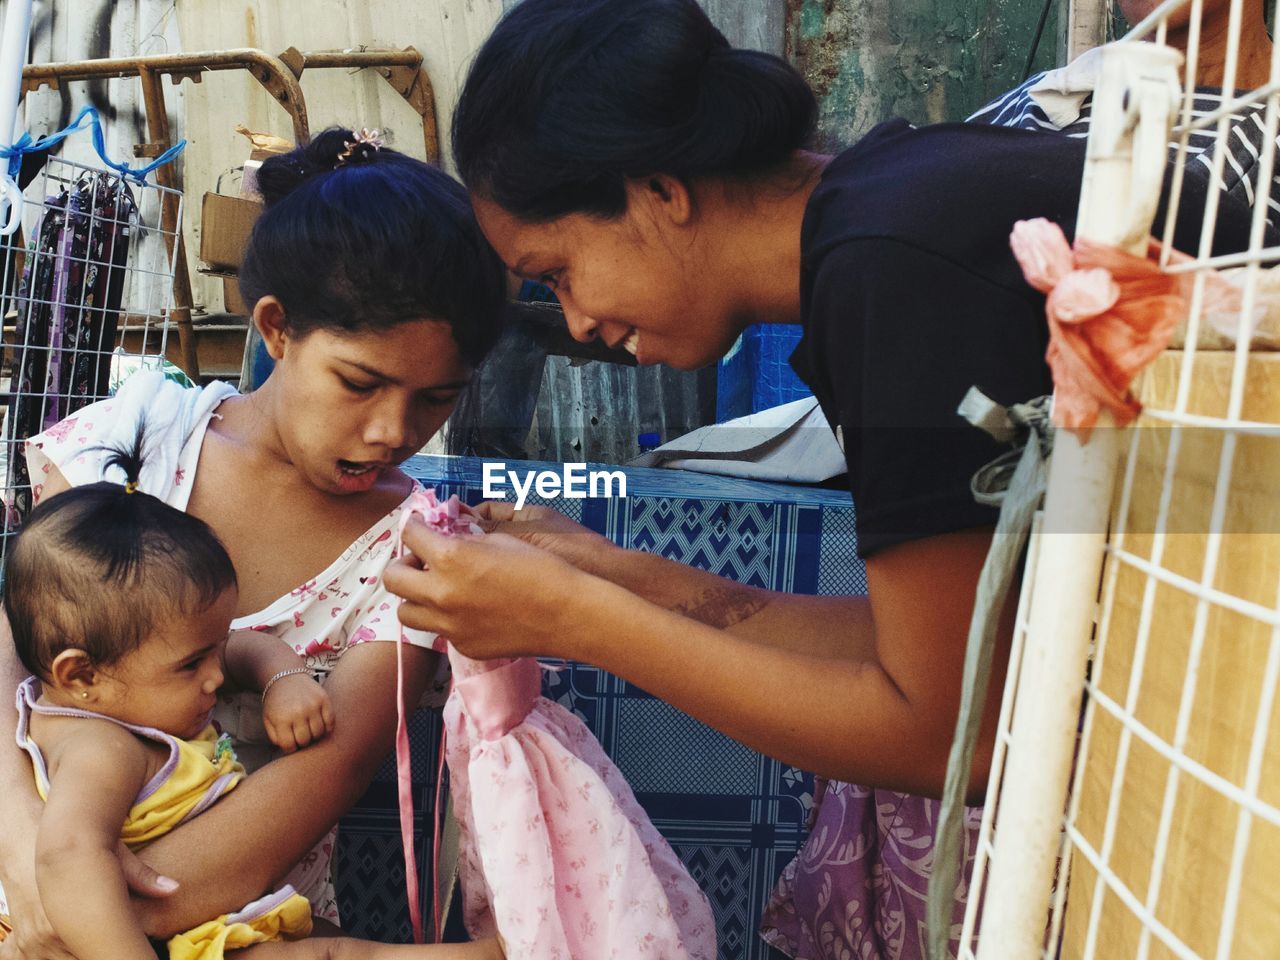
top-left (26, 373), bottom-right (236, 499)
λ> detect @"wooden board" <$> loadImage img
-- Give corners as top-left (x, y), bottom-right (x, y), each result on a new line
top-left (1061, 350), bottom-right (1280, 959)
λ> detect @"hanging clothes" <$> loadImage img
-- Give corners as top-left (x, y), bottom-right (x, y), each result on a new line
top-left (5, 173), bottom-right (137, 521)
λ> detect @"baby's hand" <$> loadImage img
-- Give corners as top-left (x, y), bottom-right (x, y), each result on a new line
top-left (262, 673), bottom-right (335, 754)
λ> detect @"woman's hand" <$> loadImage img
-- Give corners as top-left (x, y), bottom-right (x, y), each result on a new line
top-left (470, 502), bottom-right (619, 576)
top-left (0, 841), bottom-right (175, 960)
top-left (0, 859), bottom-right (71, 960)
top-left (385, 518), bottom-right (592, 662)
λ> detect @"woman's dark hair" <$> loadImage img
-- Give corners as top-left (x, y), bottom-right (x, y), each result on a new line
top-left (238, 128), bottom-right (505, 365)
top-left (452, 0), bottom-right (817, 221)
top-left (4, 428), bottom-right (237, 679)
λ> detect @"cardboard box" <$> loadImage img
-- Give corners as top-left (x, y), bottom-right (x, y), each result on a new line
top-left (198, 192), bottom-right (262, 275)
top-left (222, 277), bottom-right (249, 316)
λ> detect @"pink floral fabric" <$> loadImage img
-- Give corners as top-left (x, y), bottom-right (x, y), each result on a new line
top-left (761, 779), bottom-right (982, 960)
top-left (401, 491), bottom-right (717, 959)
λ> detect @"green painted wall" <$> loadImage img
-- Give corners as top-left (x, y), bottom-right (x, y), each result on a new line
top-left (787, 0), bottom-right (1064, 152)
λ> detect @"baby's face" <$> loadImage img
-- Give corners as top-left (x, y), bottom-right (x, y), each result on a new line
top-left (93, 589), bottom-right (236, 739)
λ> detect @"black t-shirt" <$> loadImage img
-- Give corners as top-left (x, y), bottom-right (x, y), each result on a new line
top-left (790, 119), bottom-right (1265, 558)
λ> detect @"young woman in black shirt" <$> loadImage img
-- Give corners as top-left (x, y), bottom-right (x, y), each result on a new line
top-left (385, 2), bottom-right (1258, 955)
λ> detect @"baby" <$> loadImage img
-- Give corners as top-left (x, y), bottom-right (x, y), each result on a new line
top-left (3, 437), bottom-right (501, 960)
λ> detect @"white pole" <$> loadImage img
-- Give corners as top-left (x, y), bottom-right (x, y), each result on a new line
top-left (0, 0), bottom-right (33, 235)
top-left (0, 0), bottom-right (32, 152)
top-left (975, 42), bottom-right (1182, 960)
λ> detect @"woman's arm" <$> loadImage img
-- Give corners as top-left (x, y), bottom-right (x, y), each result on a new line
top-left (0, 463), bottom-right (72, 857)
top-left (37, 725), bottom-right (156, 960)
top-left (0, 625), bottom-right (58, 954)
top-left (473, 502), bottom-right (876, 661)
top-left (388, 521), bottom-right (1012, 799)
top-left (130, 640), bottom-right (435, 937)
top-left (0, 466), bottom-right (72, 861)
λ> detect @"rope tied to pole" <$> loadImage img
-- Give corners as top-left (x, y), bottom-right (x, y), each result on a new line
top-left (926, 388), bottom-right (1053, 960)
top-left (0, 104), bottom-right (186, 182)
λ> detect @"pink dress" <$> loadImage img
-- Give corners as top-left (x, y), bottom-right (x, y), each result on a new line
top-left (24, 372), bottom-right (446, 925)
top-left (401, 491), bottom-right (717, 959)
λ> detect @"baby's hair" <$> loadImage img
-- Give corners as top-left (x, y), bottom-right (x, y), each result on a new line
top-left (4, 426), bottom-right (237, 679)
top-left (237, 128), bottom-right (506, 366)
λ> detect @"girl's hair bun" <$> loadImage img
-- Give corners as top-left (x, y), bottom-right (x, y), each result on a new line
top-left (255, 128), bottom-right (376, 208)
top-left (236, 126), bottom-right (506, 362)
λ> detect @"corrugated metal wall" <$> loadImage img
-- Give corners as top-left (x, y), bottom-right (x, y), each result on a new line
top-left (174, 0), bottom-right (506, 314)
top-left (21, 0), bottom-right (175, 162)
top-left (787, 0), bottom-right (1064, 153)
top-left (9, 0), bottom-right (1070, 461)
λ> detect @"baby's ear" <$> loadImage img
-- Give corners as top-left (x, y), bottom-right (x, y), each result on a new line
top-left (48, 648), bottom-right (101, 702)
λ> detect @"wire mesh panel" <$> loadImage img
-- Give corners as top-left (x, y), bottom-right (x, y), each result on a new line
top-left (959, 0), bottom-right (1280, 956)
top-left (0, 154), bottom-right (183, 562)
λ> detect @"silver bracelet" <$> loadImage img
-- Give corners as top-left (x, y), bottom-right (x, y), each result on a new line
top-left (261, 667), bottom-right (311, 702)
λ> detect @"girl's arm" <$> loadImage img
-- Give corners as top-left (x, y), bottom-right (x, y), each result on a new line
top-left (388, 521), bottom-right (1013, 800)
top-left (0, 469), bottom-right (178, 959)
top-left (0, 468), bottom-right (71, 888)
top-left (129, 639), bottom-right (435, 938)
top-left (37, 723), bottom-right (156, 960)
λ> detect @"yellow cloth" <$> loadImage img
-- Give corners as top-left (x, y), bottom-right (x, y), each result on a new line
top-left (167, 891), bottom-right (313, 960)
top-left (31, 725), bottom-right (244, 848)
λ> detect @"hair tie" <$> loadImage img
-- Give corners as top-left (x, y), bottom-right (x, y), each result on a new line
top-left (336, 128), bottom-right (385, 166)
top-left (124, 480), bottom-right (138, 494)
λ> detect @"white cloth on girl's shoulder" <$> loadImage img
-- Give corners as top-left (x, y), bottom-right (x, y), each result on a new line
top-left (24, 371), bottom-right (442, 925)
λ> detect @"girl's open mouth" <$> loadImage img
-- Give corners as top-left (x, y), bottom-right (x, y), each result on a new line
top-left (338, 460), bottom-right (379, 476)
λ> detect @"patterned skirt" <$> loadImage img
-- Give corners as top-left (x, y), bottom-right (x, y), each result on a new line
top-left (761, 779), bottom-right (982, 960)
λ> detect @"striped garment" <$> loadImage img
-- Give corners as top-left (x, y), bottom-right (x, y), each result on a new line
top-left (969, 60), bottom-right (1280, 233)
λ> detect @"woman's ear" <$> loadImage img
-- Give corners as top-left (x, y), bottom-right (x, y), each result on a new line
top-left (627, 174), bottom-right (694, 227)
top-left (48, 649), bottom-right (101, 702)
top-left (253, 296), bottom-right (290, 361)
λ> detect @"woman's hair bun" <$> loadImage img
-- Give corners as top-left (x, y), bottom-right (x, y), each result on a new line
top-left (686, 45), bottom-right (817, 177)
top-left (452, 0), bottom-right (817, 221)
top-left (255, 128), bottom-right (371, 208)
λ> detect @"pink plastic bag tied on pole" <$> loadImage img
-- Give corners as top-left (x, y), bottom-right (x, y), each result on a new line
top-left (1010, 217), bottom-right (1200, 437)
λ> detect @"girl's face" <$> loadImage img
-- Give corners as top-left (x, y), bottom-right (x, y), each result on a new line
top-left (473, 193), bottom-right (746, 371)
top-left (93, 589), bottom-right (236, 739)
top-left (264, 316), bottom-right (472, 496)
